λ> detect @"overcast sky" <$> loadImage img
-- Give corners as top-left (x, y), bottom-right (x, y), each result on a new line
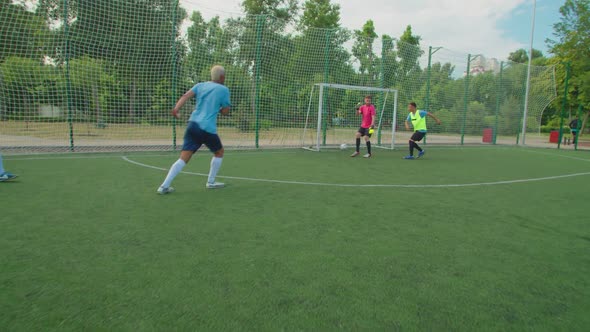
top-left (179, 0), bottom-right (562, 60)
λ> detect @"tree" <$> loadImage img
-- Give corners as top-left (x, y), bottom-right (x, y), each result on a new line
top-left (508, 48), bottom-right (544, 64)
top-left (242, 0), bottom-right (298, 25)
top-left (380, 34), bottom-right (397, 88)
top-left (68, 56), bottom-right (114, 125)
top-left (352, 20), bottom-right (378, 84)
top-left (36, 0), bottom-right (187, 121)
top-left (299, 0), bottom-right (341, 29)
top-left (0, 1), bottom-right (49, 62)
top-left (417, 62), bottom-right (456, 113)
top-left (394, 25), bottom-right (423, 103)
top-left (184, 12), bottom-right (232, 84)
top-left (295, 0), bottom-right (349, 82)
top-left (547, 0), bottom-right (590, 132)
top-left (0, 56), bottom-right (56, 117)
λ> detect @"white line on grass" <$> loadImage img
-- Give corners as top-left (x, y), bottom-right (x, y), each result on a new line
top-left (4, 150), bottom-right (299, 161)
top-left (522, 149), bottom-right (590, 163)
top-left (121, 156), bottom-right (590, 188)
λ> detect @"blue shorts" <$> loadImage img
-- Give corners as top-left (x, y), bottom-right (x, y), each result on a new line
top-left (182, 122), bottom-right (223, 153)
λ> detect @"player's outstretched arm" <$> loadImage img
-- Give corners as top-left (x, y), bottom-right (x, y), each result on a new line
top-left (171, 89), bottom-right (196, 119)
top-left (427, 112), bottom-right (442, 125)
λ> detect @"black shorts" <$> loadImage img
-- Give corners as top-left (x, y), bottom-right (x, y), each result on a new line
top-left (182, 121), bottom-right (223, 153)
top-left (410, 131), bottom-right (426, 142)
top-left (358, 127), bottom-right (372, 137)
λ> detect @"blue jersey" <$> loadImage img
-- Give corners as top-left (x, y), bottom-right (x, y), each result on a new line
top-left (188, 82), bottom-right (231, 134)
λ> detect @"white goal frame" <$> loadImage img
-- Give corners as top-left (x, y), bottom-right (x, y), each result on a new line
top-left (302, 83), bottom-right (399, 151)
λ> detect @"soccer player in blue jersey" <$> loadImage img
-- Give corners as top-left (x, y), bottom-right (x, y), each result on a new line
top-left (0, 153), bottom-right (17, 182)
top-left (404, 102), bottom-right (441, 160)
top-left (157, 65), bottom-right (231, 194)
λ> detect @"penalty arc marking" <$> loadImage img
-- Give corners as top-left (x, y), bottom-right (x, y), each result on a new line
top-left (121, 156), bottom-right (590, 188)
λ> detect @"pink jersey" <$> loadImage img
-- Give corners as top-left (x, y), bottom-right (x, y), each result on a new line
top-left (359, 104), bottom-right (376, 128)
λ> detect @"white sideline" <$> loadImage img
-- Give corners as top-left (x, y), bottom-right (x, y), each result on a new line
top-left (121, 156), bottom-right (590, 188)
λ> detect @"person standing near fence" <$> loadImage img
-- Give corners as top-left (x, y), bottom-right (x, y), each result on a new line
top-left (569, 116), bottom-right (579, 144)
top-left (157, 65), bottom-right (231, 194)
top-left (404, 102), bottom-right (441, 160)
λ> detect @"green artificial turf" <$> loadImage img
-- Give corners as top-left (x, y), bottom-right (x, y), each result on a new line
top-left (1, 147), bottom-right (589, 330)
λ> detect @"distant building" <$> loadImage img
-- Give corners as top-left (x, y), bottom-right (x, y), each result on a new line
top-left (464, 56), bottom-right (501, 76)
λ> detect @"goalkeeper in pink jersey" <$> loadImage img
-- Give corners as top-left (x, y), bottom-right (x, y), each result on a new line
top-left (350, 95), bottom-right (376, 158)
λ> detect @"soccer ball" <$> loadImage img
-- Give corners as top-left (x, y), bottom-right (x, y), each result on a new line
top-left (340, 143), bottom-right (348, 150)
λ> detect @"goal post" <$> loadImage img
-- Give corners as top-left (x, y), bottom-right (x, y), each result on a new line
top-left (302, 83), bottom-right (399, 151)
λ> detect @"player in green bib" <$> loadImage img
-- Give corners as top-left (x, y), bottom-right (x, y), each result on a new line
top-left (404, 102), bottom-right (441, 159)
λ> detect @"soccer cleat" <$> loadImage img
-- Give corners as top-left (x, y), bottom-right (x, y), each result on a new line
top-left (363, 153), bottom-right (371, 158)
top-left (157, 186), bottom-right (175, 195)
top-left (206, 182), bottom-right (225, 189)
top-left (0, 172), bottom-right (17, 182)
top-left (403, 155), bottom-right (415, 160)
top-left (417, 150), bottom-right (425, 158)
top-left (350, 151), bottom-right (360, 157)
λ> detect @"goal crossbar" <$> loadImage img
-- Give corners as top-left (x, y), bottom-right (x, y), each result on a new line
top-left (314, 83), bottom-right (397, 93)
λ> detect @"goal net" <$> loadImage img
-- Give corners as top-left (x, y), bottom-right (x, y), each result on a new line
top-left (302, 83), bottom-right (398, 151)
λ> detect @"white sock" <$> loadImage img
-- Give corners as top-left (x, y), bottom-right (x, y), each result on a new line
top-left (207, 157), bottom-right (223, 184)
top-left (0, 154), bottom-right (4, 174)
top-left (161, 159), bottom-right (186, 188)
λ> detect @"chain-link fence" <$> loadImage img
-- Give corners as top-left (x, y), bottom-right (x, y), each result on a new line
top-left (0, 1), bottom-right (561, 153)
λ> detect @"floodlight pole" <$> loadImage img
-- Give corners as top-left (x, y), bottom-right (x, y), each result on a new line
top-left (521, 0), bottom-right (537, 145)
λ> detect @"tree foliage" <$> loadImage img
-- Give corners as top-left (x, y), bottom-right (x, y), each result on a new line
top-left (0, 1), bottom-right (49, 62)
top-left (547, 0), bottom-right (590, 116)
top-left (0, 0), bottom-right (557, 135)
top-left (508, 48), bottom-right (544, 64)
top-left (300, 0), bottom-right (341, 29)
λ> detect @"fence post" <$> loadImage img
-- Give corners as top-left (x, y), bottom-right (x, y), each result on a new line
top-left (254, 15), bottom-right (264, 148)
top-left (575, 104), bottom-right (582, 150)
top-left (425, 46), bottom-right (442, 112)
top-left (516, 66), bottom-right (528, 144)
top-left (378, 36), bottom-right (386, 145)
top-left (461, 54), bottom-right (472, 145)
top-left (424, 46), bottom-right (441, 146)
top-left (170, 0), bottom-right (179, 150)
top-left (558, 62), bottom-right (570, 149)
top-left (63, 0), bottom-right (74, 152)
top-left (493, 61), bottom-right (505, 144)
top-left (321, 29), bottom-right (331, 146)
